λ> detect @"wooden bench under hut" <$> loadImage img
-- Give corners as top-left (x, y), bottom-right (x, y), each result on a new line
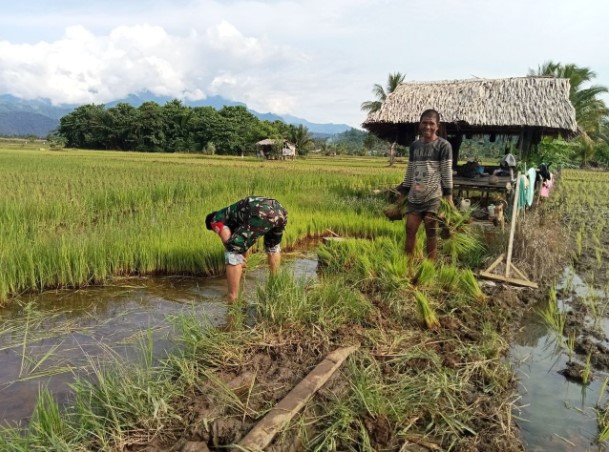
top-left (362, 76), bottom-right (578, 218)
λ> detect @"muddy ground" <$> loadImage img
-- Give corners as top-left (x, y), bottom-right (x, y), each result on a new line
top-left (124, 207), bottom-right (573, 452)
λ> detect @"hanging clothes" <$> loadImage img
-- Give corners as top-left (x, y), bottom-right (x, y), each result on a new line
top-left (526, 167), bottom-right (537, 207)
top-left (517, 174), bottom-right (528, 210)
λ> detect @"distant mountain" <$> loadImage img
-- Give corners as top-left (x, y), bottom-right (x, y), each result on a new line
top-left (0, 111), bottom-right (59, 137)
top-left (0, 91), bottom-right (352, 137)
top-left (280, 114), bottom-right (353, 135)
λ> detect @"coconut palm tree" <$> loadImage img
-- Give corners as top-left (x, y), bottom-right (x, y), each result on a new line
top-left (529, 62), bottom-right (609, 138)
top-left (360, 72), bottom-right (407, 114)
top-left (288, 124), bottom-right (314, 156)
top-left (361, 72), bottom-right (407, 165)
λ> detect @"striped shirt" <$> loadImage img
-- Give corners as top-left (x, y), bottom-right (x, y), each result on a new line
top-left (398, 137), bottom-right (453, 203)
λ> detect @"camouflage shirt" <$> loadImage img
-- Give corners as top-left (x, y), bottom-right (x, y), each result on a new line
top-left (209, 196), bottom-right (288, 254)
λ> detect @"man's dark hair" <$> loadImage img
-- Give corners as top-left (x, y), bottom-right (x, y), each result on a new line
top-left (205, 212), bottom-right (215, 230)
top-left (420, 109), bottom-right (441, 123)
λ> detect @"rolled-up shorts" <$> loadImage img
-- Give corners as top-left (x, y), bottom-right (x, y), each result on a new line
top-left (405, 198), bottom-right (441, 216)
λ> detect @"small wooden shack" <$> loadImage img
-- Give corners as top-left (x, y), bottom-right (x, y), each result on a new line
top-left (256, 139), bottom-right (296, 160)
top-left (362, 77), bottom-right (578, 163)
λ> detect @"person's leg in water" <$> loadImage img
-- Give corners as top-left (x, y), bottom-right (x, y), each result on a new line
top-left (225, 252), bottom-right (245, 303)
top-left (268, 251), bottom-right (280, 273)
top-left (226, 264), bottom-right (242, 303)
top-left (423, 212), bottom-right (439, 260)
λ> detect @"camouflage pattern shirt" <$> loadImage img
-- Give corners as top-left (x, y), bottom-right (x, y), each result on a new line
top-left (209, 196), bottom-right (288, 254)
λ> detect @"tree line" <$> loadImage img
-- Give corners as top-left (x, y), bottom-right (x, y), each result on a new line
top-left (56, 100), bottom-right (318, 155)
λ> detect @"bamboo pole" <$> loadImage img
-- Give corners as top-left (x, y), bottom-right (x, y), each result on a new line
top-left (237, 346), bottom-right (358, 451)
top-left (505, 172), bottom-right (521, 278)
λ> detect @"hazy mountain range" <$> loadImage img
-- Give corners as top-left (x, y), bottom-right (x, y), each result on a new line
top-left (0, 92), bottom-right (352, 138)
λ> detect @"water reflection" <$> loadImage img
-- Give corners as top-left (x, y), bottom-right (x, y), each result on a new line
top-left (511, 267), bottom-right (609, 451)
top-left (0, 253), bottom-right (318, 425)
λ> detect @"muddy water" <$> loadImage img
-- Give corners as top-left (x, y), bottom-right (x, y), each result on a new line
top-left (0, 254), bottom-right (318, 426)
top-left (511, 268), bottom-right (609, 451)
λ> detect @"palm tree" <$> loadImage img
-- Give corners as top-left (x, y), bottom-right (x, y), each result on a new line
top-left (529, 62), bottom-right (609, 138)
top-left (289, 124), bottom-right (314, 156)
top-left (360, 72), bottom-right (407, 114)
top-left (361, 72), bottom-right (407, 165)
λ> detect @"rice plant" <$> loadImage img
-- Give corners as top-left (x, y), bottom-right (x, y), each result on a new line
top-left (537, 286), bottom-right (566, 344)
top-left (414, 290), bottom-right (440, 329)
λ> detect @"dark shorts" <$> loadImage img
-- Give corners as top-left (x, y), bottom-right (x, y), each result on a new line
top-left (405, 198), bottom-right (441, 216)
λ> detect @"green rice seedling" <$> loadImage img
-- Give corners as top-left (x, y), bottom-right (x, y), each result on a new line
top-left (441, 231), bottom-right (485, 266)
top-left (537, 287), bottom-right (566, 341)
top-left (584, 293), bottom-right (600, 328)
top-left (414, 290), bottom-right (440, 329)
top-left (582, 353), bottom-right (592, 385)
top-left (458, 268), bottom-right (486, 302)
top-left (412, 259), bottom-right (436, 287)
top-left (436, 264), bottom-right (461, 292)
top-left (255, 270), bottom-right (309, 325)
top-left (567, 331), bottom-right (576, 363)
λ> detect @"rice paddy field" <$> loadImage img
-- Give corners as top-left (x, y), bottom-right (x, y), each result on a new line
top-left (0, 147), bottom-right (400, 302)
top-left (1, 146), bottom-right (608, 451)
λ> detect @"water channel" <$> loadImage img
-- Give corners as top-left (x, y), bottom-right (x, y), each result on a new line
top-left (0, 253), bottom-right (318, 426)
top-left (2, 254), bottom-right (608, 450)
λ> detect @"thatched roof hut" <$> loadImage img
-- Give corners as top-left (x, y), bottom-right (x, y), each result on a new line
top-left (256, 138), bottom-right (296, 160)
top-left (362, 77), bottom-right (578, 160)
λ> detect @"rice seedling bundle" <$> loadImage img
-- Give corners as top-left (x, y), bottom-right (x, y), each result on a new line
top-left (414, 290), bottom-right (440, 329)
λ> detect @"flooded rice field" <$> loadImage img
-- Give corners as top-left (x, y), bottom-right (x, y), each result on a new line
top-left (0, 254), bottom-right (318, 426)
top-left (511, 268), bottom-right (609, 451)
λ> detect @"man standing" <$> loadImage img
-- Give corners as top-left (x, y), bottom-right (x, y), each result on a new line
top-left (205, 196), bottom-right (288, 302)
top-left (396, 109), bottom-right (453, 260)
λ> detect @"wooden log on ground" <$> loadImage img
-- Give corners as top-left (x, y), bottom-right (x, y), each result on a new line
top-left (236, 346), bottom-right (358, 451)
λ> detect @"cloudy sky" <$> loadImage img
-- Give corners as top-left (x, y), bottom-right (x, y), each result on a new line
top-left (1, 0), bottom-right (607, 128)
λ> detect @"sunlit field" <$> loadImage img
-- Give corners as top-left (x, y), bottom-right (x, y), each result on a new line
top-left (0, 147), bottom-right (404, 302)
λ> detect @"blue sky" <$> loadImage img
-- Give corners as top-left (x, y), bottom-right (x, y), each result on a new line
top-left (0, 0), bottom-right (607, 127)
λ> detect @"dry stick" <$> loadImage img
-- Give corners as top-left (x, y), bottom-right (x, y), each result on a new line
top-left (236, 346), bottom-right (358, 451)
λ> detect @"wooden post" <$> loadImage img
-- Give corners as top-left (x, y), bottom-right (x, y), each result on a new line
top-left (505, 172), bottom-right (520, 278)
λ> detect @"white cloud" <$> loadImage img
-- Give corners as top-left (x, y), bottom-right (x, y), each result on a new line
top-left (0, 0), bottom-right (608, 127)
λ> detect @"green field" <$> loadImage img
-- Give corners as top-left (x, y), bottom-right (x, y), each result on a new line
top-left (0, 147), bottom-right (406, 302)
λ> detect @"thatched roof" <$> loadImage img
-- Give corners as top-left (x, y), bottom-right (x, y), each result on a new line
top-left (256, 138), bottom-right (277, 146)
top-left (363, 77), bottom-right (577, 144)
top-left (256, 138), bottom-right (295, 147)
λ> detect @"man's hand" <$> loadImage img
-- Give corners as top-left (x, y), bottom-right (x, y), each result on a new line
top-left (444, 195), bottom-right (455, 208)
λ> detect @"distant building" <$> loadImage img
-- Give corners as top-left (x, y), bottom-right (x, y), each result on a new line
top-left (256, 139), bottom-right (296, 160)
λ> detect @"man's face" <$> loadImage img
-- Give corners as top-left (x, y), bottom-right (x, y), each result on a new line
top-left (419, 115), bottom-right (438, 142)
